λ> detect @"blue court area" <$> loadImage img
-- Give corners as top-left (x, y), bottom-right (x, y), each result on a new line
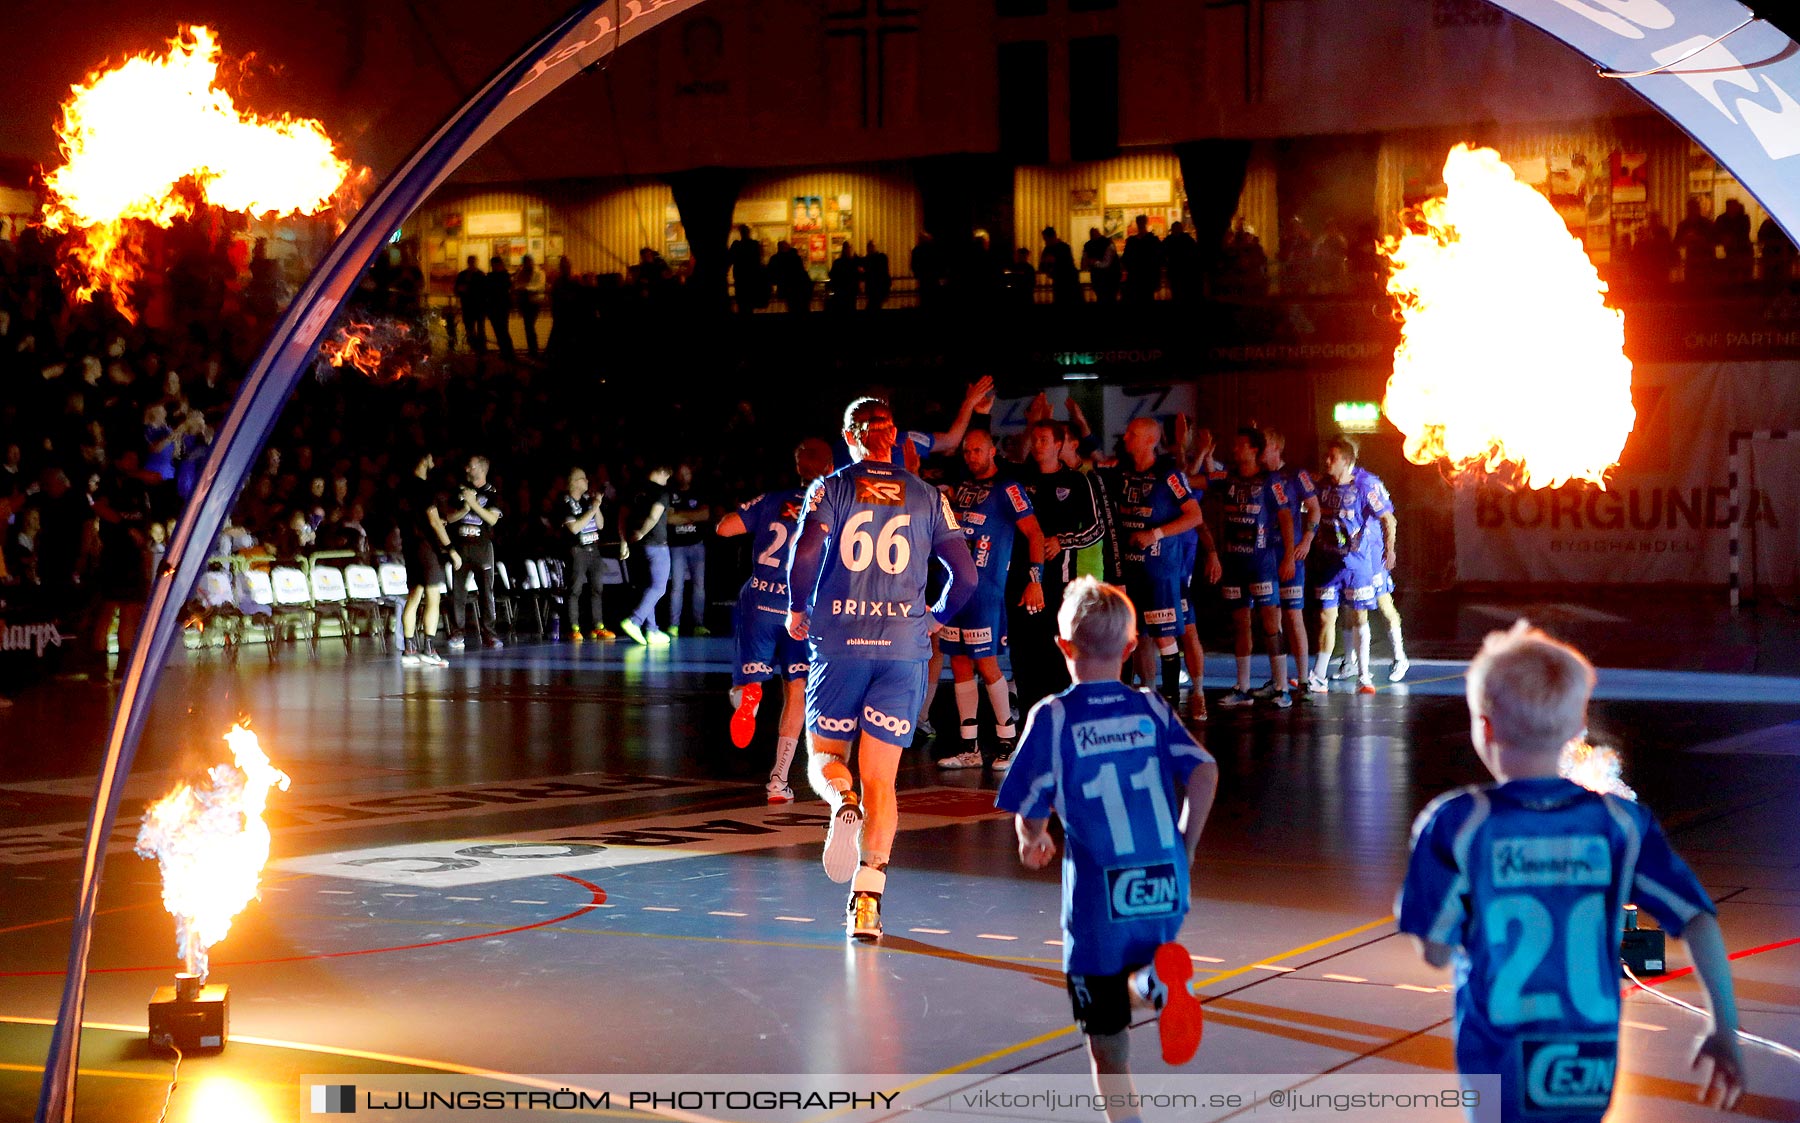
top-left (2, 609), bottom-right (1798, 1121)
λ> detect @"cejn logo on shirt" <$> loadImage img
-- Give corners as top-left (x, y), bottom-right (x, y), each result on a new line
top-left (1106, 863), bottom-right (1181, 920)
top-left (1521, 1038), bottom-right (1615, 1112)
top-left (1071, 716), bottom-right (1157, 757)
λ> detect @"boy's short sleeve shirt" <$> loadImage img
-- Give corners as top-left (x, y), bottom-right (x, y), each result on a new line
top-left (997, 681), bottom-right (1215, 976)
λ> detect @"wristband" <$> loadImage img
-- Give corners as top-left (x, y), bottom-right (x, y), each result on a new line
top-left (1028, 564), bottom-right (1043, 584)
top-left (1151, 527), bottom-right (1163, 543)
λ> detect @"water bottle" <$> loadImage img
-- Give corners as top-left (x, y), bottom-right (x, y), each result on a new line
top-left (550, 614), bottom-right (561, 642)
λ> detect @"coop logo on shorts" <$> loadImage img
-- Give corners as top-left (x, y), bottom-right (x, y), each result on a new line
top-left (1522, 1038), bottom-right (1616, 1112)
top-left (741, 661), bottom-right (774, 677)
top-left (1106, 863), bottom-right (1181, 920)
top-left (816, 716), bottom-right (857, 734)
top-left (863, 706), bottom-right (912, 736)
top-left (1072, 715), bottom-right (1157, 757)
top-left (310, 1084), bottom-right (356, 1113)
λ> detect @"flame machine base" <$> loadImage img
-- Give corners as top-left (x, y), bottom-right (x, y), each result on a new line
top-left (148, 973), bottom-right (228, 1053)
top-left (1620, 905), bottom-right (1667, 978)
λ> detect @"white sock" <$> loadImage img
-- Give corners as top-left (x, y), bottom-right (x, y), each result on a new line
top-left (1235, 656), bottom-right (1252, 691)
top-left (772, 736), bottom-right (798, 781)
top-left (729, 686), bottom-right (743, 710)
top-left (986, 677), bottom-right (1016, 739)
top-left (1271, 653), bottom-right (1288, 688)
top-left (1313, 650), bottom-right (1330, 679)
top-left (954, 678), bottom-right (980, 743)
top-left (851, 864), bottom-right (887, 895)
top-left (1356, 624), bottom-right (1373, 678)
top-left (1389, 618), bottom-right (1406, 659)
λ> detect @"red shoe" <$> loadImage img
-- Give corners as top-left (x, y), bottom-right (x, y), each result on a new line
top-left (1154, 942), bottom-right (1204, 1065)
top-left (1357, 680), bottom-right (1378, 695)
top-left (730, 682), bottom-right (763, 748)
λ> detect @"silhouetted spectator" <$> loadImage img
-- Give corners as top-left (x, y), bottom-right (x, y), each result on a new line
top-left (770, 241), bottom-right (811, 314)
top-left (1163, 221), bottom-right (1200, 302)
top-left (1039, 226), bottom-right (1080, 307)
top-left (1082, 227), bottom-right (1119, 303)
top-left (1121, 215), bottom-right (1163, 302)
top-left (863, 240), bottom-right (891, 310)
top-left (729, 225), bottom-right (769, 314)
top-left (1716, 200), bottom-right (1753, 283)
top-left (483, 257), bottom-right (515, 360)
top-left (1675, 199), bottom-right (1717, 284)
top-left (455, 255), bottom-right (487, 352)
top-left (1758, 216), bottom-right (1794, 283)
top-left (515, 255), bottom-right (545, 357)
top-left (1004, 248), bottom-right (1037, 307)
top-left (827, 243), bottom-right (861, 312)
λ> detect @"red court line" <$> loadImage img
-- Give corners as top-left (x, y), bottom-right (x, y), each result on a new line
top-left (1630, 935), bottom-right (1800, 989)
top-left (0, 874), bottom-right (606, 978)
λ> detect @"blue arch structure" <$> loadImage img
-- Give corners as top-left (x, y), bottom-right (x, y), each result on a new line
top-left (35, 1), bottom-right (1800, 1118)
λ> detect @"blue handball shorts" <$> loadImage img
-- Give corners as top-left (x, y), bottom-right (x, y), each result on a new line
top-left (1280, 558), bottom-right (1306, 610)
top-left (1123, 564), bottom-right (1185, 641)
top-left (733, 599), bottom-right (809, 687)
top-left (1373, 567), bottom-right (1396, 599)
top-left (1220, 551), bottom-right (1280, 609)
top-left (1310, 551), bottom-right (1380, 611)
top-left (806, 658), bottom-right (929, 748)
top-left (939, 588), bottom-right (1007, 659)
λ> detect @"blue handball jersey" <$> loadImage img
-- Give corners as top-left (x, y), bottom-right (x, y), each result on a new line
top-left (1209, 470), bottom-right (1286, 556)
top-left (1269, 465), bottom-right (1317, 528)
top-left (1317, 467), bottom-right (1391, 559)
top-left (792, 460), bottom-right (964, 662)
top-left (1397, 778), bottom-right (1715, 1123)
top-left (735, 488), bottom-right (805, 612)
top-left (950, 475), bottom-right (1034, 593)
top-left (1109, 458), bottom-right (1194, 576)
top-left (996, 682), bottom-right (1215, 976)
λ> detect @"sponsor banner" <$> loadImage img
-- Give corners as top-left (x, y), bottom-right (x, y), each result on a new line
top-left (0, 773), bottom-right (733, 864)
top-left (1455, 362), bottom-right (1800, 582)
top-left (275, 787), bottom-right (1007, 887)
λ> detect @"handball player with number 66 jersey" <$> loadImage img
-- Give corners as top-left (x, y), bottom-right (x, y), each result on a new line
top-left (787, 397), bottom-right (978, 941)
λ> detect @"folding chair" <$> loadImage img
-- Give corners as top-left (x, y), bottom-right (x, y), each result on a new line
top-left (308, 563), bottom-right (353, 652)
top-left (344, 563), bottom-right (390, 650)
top-left (270, 565), bottom-right (314, 650)
top-left (237, 567), bottom-right (280, 663)
top-left (378, 560), bottom-right (413, 648)
top-left (190, 564), bottom-right (237, 652)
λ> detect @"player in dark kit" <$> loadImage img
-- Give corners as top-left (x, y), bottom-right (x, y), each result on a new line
top-left (398, 450), bottom-right (455, 667)
top-left (717, 438), bottom-right (836, 803)
top-left (1012, 418), bottom-right (1109, 713)
top-left (444, 455), bottom-right (504, 650)
top-left (1197, 428), bottom-right (1295, 709)
top-left (786, 397), bottom-right (978, 941)
top-left (1103, 417), bottom-right (1216, 710)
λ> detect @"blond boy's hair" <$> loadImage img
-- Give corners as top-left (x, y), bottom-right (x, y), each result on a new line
top-left (1466, 620), bottom-right (1595, 754)
top-left (1058, 576), bottom-right (1137, 657)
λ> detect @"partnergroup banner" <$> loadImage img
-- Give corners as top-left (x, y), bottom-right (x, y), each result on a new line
top-left (299, 1072), bottom-right (1503, 1122)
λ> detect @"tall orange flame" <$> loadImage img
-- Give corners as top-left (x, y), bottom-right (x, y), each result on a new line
top-left (1381, 144), bottom-right (1636, 490)
top-left (135, 724), bottom-right (290, 979)
top-left (41, 26), bottom-right (353, 316)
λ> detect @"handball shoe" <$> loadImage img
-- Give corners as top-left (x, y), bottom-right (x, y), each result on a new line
top-left (730, 682), bottom-right (763, 749)
top-left (822, 794), bottom-right (864, 883)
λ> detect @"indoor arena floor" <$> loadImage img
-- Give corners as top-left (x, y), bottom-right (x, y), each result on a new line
top-left (2, 607), bottom-right (1798, 1122)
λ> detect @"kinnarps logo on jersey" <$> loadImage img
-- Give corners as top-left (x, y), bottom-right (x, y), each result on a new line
top-left (1072, 715), bottom-right (1157, 757)
top-left (1522, 1038), bottom-right (1616, 1113)
top-left (1492, 835), bottom-right (1612, 888)
top-left (1106, 863), bottom-right (1181, 920)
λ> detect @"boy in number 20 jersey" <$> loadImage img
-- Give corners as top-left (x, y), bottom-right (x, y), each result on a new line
top-left (1397, 622), bottom-right (1744, 1122)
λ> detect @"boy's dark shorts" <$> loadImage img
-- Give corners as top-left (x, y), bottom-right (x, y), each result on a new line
top-left (1066, 969), bottom-right (1137, 1037)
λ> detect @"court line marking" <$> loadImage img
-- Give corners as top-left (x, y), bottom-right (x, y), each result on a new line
top-left (826, 913), bottom-right (1398, 1122)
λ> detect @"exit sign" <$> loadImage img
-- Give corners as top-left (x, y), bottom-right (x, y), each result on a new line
top-left (1334, 401), bottom-right (1381, 433)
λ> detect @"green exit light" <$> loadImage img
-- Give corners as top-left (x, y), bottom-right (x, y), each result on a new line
top-left (1334, 401), bottom-right (1381, 432)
